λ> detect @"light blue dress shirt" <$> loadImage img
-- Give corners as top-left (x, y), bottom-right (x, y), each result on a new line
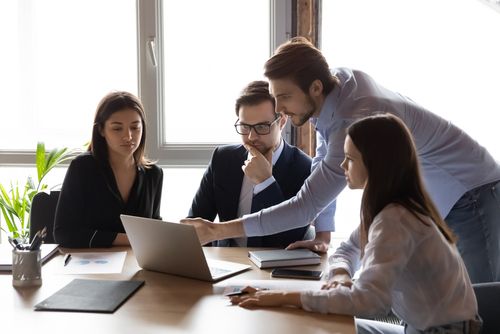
top-left (243, 68), bottom-right (500, 237)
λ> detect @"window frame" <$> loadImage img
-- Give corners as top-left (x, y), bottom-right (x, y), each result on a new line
top-left (138, 0), bottom-right (293, 167)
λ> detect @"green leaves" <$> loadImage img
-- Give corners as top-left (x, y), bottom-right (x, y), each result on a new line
top-left (0, 143), bottom-right (75, 240)
top-left (0, 180), bottom-right (32, 239)
top-left (36, 142), bottom-right (73, 189)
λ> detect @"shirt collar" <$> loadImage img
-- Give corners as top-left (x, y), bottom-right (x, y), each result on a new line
top-left (310, 89), bottom-right (338, 136)
top-left (272, 138), bottom-right (285, 165)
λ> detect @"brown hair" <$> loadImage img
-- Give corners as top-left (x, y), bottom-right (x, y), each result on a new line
top-left (264, 37), bottom-right (339, 95)
top-left (234, 80), bottom-right (277, 117)
top-left (88, 91), bottom-right (153, 168)
top-left (347, 114), bottom-right (456, 256)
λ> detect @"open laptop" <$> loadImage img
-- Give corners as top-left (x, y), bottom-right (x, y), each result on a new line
top-left (120, 214), bottom-right (251, 282)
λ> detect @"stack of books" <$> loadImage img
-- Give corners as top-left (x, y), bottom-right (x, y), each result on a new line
top-left (248, 249), bottom-right (321, 269)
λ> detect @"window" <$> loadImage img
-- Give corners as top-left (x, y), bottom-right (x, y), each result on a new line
top-left (141, 0), bottom-right (292, 166)
top-left (0, 0), bottom-right (291, 166)
top-left (160, 167), bottom-right (205, 222)
top-left (0, 0), bottom-right (137, 153)
top-left (162, 1), bottom-right (270, 144)
top-left (321, 0), bottom-right (500, 159)
top-left (321, 0), bottom-right (500, 235)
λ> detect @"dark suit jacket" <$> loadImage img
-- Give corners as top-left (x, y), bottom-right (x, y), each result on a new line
top-left (188, 141), bottom-right (311, 247)
top-left (54, 152), bottom-right (163, 248)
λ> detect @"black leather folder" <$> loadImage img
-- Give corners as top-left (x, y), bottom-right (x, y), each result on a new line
top-left (34, 279), bottom-right (144, 313)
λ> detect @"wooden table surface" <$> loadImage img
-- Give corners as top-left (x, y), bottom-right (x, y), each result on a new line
top-left (1, 246), bottom-right (355, 334)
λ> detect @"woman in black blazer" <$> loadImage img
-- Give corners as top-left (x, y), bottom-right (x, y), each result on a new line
top-left (54, 91), bottom-right (163, 248)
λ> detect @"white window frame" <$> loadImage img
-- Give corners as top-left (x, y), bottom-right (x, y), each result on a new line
top-left (137, 0), bottom-right (293, 167)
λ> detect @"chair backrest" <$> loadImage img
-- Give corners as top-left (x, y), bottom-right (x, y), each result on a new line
top-left (473, 282), bottom-right (500, 334)
top-left (29, 191), bottom-right (60, 244)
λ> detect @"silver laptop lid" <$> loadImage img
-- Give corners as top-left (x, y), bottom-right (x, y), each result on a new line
top-left (120, 215), bottom-right (250, 282)
top-left (121, 215), bottom-right (214, 281)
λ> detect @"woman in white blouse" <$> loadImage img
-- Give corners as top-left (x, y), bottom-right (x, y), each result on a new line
top-left (231, 114), bottom-right (481, 334)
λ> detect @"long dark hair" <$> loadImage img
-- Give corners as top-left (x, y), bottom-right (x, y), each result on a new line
top-left (347, 114), bottom-right (456, 256)
top-left (264, 36), bottom-right (339, 96)
top-left (88, 91), bottom-right (153, 168)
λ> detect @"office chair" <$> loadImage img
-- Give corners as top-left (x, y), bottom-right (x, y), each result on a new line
top-left (473, 282), bottom-right (500, 334)
top-left (29, 190), bottom-right (60, 244)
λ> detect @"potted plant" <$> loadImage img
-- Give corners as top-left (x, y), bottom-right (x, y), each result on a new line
top-left (0, 142), bottom-right (75, 241)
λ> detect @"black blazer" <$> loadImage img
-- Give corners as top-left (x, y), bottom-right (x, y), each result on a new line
top-left (188, 142), bottom-right (311, 247)
top-left (54, 152), bottom-right (163, 248)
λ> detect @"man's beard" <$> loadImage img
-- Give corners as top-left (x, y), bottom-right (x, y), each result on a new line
top-left (248, 141), bottom-right (274, 156)
top-left (292, 96), bottom-right (317, 127)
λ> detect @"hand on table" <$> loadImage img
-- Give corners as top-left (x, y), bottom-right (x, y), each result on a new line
top-left (286, 231), bottom-right (331, 254)
top-left (229, 286), bottom-right (301, 309)
top-left (322, 271), bottom-right (353, 290)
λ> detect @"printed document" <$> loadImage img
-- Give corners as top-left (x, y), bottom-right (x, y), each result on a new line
top-left (55, 251), bottom-right (127, 274)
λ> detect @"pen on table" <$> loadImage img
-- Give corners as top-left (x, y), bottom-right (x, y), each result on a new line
top-left (224, 288), bottom-right (268, 297)
top-left (225, 290), bottom-right (250, 297)
top-left (63, 253), bottom-right (72, 267)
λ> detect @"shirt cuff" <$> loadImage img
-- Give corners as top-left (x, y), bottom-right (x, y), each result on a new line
top-left (313, 201), bottom-right (336, 232)
top-left (300, 291), bottom-right (329, 314)
top-left (253, 176), bottom-right (276, 195)
top-left (241, 212), bottom-right (263, 237)
top-left (328, 261), bottom-right (354, 278)
top-left (313, 213), bottom-right (335, 232)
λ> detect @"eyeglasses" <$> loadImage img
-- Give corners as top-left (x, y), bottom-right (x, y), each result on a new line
top-left (234, 115), bottom-right (281, 135)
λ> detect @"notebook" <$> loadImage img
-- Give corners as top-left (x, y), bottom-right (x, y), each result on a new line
top-left (34, 279), bottom-right (144, 313)
top-left (120, 214), bottom-right (251, 282)
top-left (0, 243), bottom-right (59, 271)
top-left (248, 249), bottom-right (321, 268)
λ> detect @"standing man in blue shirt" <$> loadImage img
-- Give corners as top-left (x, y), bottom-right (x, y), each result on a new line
top-left (182, 38), bottom-right (500, 283)
top-left (188, 80), bottom-right (332, 250)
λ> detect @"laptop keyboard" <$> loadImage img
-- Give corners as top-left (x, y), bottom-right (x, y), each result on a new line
top-left (209, 266), bottom-right (231, 277)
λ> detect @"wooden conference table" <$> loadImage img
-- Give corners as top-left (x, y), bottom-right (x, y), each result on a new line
top-left (1, 247), bottom-right (355, 334)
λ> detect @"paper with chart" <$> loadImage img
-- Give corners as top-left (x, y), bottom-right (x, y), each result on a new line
top-left (55, 251), bottom-right (127, 274)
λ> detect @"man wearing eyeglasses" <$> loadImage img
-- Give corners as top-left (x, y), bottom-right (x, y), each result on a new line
top-left (188, 81), bottom-right (332, 251)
